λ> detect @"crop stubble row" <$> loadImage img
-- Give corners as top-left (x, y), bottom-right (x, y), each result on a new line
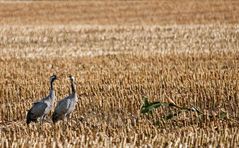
top-left (0, 25), bottom-right (238, 58)
top-left (0, 1), bottom-right (238, 25)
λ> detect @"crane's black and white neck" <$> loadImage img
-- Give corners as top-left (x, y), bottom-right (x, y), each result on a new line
top-left (49, 74), bottom-right (57, 98)
top-left (69, 75), bottom-right (76, 94)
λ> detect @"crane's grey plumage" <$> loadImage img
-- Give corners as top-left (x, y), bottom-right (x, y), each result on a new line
top-left (52, 75), bottom-right (78, 123)
top-left (26, 74), bottom-right (57, 125)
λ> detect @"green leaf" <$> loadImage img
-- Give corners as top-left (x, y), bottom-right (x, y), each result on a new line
top-left (218, 110), bottom-right (228, 119)
top-left (140, 96), bottom-right (167, 114)
top-left (141, 101), bottom-right (162, 114)
top-left (142, 96), bottom-right (149, 106)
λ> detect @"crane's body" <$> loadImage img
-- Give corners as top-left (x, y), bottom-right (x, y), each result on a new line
top-left (26, 74), bottom-right (57, 125)
top-left (52, 75), bottom-right (78, 123)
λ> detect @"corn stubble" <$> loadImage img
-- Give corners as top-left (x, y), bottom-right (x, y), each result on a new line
top-left (0, 25), bottom-right (239, 147)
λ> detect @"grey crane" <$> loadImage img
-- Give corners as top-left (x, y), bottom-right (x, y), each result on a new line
top-left (52, 75), bottom-right (78, 123)
top-left (26, 74), bottom-right (57, 125)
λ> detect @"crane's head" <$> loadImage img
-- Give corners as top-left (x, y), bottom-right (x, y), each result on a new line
top-left (68, 75), bottom-right (75, 82)
top-left (50, 74), bottom-right (57, 82)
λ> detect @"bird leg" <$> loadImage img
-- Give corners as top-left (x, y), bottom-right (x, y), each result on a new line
top-left (66, 114), bottom-right (71, 121)
top-left (40, 116), bottom-right (44, 125)
top-left (43, 114), bottom-right (50, 123)
top-left (37, 118), bottom-right (43, 131)
top-left (39, 115), bottom-right (46, 125)
top-left (63, 119), bottom-right (67, 131)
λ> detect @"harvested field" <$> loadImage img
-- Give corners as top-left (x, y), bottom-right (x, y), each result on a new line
top-left (1, 1), bottom-right (239, 147)
top-left (1, 25), bottom-right (239, 147)
top-left (0, 1), bottom-right (239, 25)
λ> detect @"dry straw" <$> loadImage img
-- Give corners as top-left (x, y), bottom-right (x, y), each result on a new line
top-left (0, 25), bottom-right (239, 147)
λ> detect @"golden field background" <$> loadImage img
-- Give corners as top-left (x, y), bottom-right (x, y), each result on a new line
top-left (0, 0), bottom-right (239, 25)
top-left (0, 1), bottom-right (239, 147)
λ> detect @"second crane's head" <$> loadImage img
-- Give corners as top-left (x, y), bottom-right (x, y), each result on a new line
top-left (50, 74), bottom-right (57, 83)
top-left (68, 75), bottom-right (75, 82)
